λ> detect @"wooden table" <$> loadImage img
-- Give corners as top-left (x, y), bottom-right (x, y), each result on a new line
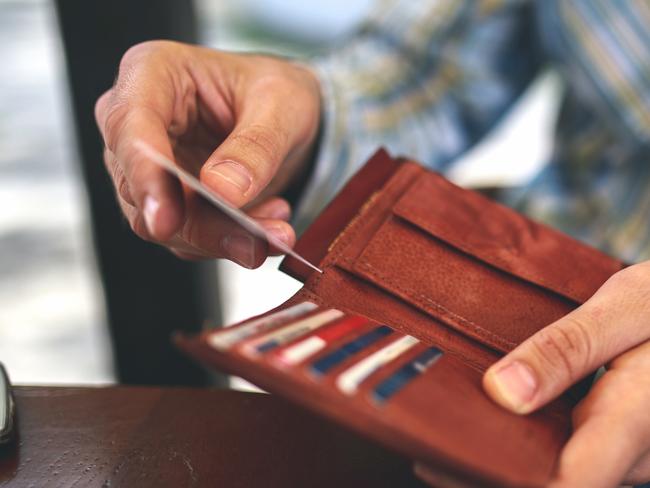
top-left (0, 386), bottom-right (423, 487)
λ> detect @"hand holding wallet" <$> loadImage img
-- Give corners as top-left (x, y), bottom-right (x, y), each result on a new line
top-left (178, 149), bottom-right (623, 487)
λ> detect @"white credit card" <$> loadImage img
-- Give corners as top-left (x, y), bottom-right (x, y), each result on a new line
top-left (207, 301), bottom-right (318, 351)
top-left (336, 335), bottom-right (420, 395)
top-left (134, 140), bottom-right (322, 274)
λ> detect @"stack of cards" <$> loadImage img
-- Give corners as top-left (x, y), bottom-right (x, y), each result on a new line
top-left (208, 302), bottom-right (443, 407)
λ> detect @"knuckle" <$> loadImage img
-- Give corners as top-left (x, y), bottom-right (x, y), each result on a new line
top-left (251, 72), bottom-right (292, 93)
top-left (117, 197), bottom-right (149, 241)
top-left (101, 103), bottom-right (130, 150)
top-left (231, 124), bottom-right (284, 165)
top-left (597, 264), bottom-right (650, 322)
top-left (603, 263), bottom-right (649, 293)
top-left (103, 149), bottom-right (134, 205)
top-left (529, 316), bottom-right (594, 382)
top-left (94, 89), bottom-right (113, 127)
top-left (115, 172), bottom-right (133, 204)
top-left (101, 147), bottom-right (113, 170)
top-left (120, 40), bottom-right (176, 69)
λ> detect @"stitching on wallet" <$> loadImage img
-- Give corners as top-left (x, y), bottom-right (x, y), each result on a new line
top-left (326, 167), bottom-right (421, 270)
top-left (357, 261), bottom-right (517, 350)
top-left (401, 210), bottom-right (584, 303)
top-left (327, 201), bottom-right (378, 266)
top-left (327, 191), bottom-right (382, 255)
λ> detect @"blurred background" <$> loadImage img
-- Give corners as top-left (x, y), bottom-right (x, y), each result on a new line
top-left (0, 0), bottom-right (559, 386)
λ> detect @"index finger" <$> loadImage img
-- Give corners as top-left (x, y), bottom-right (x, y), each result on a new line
top-left (94, 46), bottom-right (184, 240)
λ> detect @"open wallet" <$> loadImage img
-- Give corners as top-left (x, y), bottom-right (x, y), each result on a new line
top-left (177, 149), bottom-right (625, 487)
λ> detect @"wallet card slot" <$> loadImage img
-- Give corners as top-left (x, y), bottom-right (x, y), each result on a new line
top-left (308, 325), bottom-right (397, 378)
top-left (237, 308), bottom-right (345, 358)
top-left (376, 353), bottom-right (570, 486)
top-left (368, 346), bottom-right (443, 406)
top-left (269, 315), bottom-right (371, 367)
top-left (179, 286), bottom-right (570, 488)
top-left (207, 301), bottom-right (318, 351)
top-left (336, 335), bottom-right (421, 395)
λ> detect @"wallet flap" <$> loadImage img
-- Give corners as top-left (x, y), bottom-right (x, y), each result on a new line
top-left (302, 156), bottom-right (622, 353)
top-left (393, 173), bottom-right (624, 303)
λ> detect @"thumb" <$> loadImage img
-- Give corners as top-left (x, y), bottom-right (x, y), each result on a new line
top-left (200, 115), bottom-right (290, 209)
top-left (482, 271), bottom-right (650, 415)
top-left (482, 306), bottom-right (602, 414)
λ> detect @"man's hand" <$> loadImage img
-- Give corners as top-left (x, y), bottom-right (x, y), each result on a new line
top-left (95, 41), bottom-right (321, 267)
top-left (482, 261), bottom-right (650, 487)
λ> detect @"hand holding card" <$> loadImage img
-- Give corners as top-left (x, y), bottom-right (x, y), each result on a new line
top-left (133, 140), bottom-right (322, 273)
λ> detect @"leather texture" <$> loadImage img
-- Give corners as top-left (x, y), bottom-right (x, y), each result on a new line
top-left (179, 149), bottom-right (624, 487)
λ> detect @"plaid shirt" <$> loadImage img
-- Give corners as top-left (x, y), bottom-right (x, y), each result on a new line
top-left (298, 0), bottom-right (650, 262)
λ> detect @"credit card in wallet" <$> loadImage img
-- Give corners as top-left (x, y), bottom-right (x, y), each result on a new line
top-left (133, 140), bottom-right (323, 274)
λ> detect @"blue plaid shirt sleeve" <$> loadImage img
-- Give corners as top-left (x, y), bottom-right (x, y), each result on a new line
top-left (295, 0), bottom-right (541, 229)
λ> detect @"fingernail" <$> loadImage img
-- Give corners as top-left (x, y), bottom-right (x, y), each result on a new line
top-left (486, 361), bottom-right (538, 414)
top-left (143, 195), bottom-right (160, 236)
top-left (221, 234), bottom-right (257, 269)
top-left (266, 225), bottom-right (290, 246)
top-left (207, 160), bottom-right (252, 195)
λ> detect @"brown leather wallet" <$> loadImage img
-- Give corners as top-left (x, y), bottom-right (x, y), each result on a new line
top-left (177, 149), bottom-right (624, 487)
